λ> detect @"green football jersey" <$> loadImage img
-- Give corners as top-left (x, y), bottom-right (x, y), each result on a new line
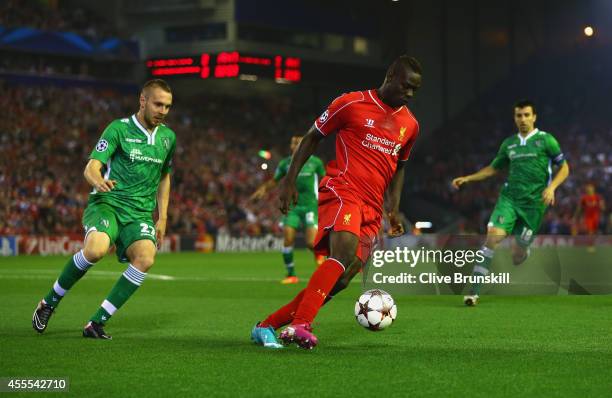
top-left (490, 129), bottom-right (565, 207)
top-left (274, 155), bottom-right (325, 206)
top-left (88, 114), bottom-right (176, 218)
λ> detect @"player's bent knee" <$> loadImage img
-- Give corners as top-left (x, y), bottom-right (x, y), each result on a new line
top-left (283, 235), bottom-right (295, 247)
top-left (82, 244), bottom-right (108, 262)
top-left (131, 256), bottom-right (155, 272)
top-left (126, 240), bottom-right (157, 272)
top-left (83, 232), bottom-right (110, 262)
top-left (329, 242), bottom-right (356, 267)
top-left (485, 230), bottom-right (506, 248)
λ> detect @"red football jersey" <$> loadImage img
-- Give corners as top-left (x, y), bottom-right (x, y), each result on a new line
top-left (581, 194), bottom-right (602, 218)
top-left (314, 89), bottom-right (419, 211)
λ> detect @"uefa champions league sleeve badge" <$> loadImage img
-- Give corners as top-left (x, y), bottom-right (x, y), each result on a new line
top-left (96, 139), bottom-right (109, 152)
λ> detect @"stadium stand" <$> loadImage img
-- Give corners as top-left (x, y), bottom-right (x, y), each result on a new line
top-left (0, 0), bottom-right (120, 39)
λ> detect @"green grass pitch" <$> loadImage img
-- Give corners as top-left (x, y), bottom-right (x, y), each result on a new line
top-left (1, 251), bottom-right (612, 397)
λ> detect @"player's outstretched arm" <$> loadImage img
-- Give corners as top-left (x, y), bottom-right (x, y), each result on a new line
top-left (452, 165), bottom-right (498, 189)
top-left (542, 161), bottom-right (569, 206)
top-left (156, 172), bottom-right (171, 244)
top-left (385, 161), bottom-right (406, 237)
top-left (250, 179), bottom-right (276, 201)
top-left (278, 125), bottom-right (324, 214)
top-left (83, 159), bottom-right (117, 192)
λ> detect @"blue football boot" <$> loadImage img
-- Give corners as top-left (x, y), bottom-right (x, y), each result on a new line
top-left (251, 323), bottom-right (283, 349)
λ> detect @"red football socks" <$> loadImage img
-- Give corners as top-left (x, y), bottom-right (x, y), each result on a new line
top-left (291, 258), bottom-right (345, 325)
top-left (260, 289), bottom-right (306, 329)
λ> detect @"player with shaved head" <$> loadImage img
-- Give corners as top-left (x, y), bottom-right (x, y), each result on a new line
top-left (252, 55), bottom-right (422, 349)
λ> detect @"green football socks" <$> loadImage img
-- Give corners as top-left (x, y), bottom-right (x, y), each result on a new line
top-left (282, 246), bottom-right (295, 277)
top-left (90, 264), bottom-right (147, 324)
top-left (470, 246), bottom-right (494, 295)
top-left (44, 250), bottom-right (93, 307)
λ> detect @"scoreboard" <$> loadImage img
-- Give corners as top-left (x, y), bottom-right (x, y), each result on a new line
top-left (146, 52), bottom-right (301, 83)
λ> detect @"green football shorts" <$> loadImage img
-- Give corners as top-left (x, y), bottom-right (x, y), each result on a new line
top-left (282, 204), bottom-right (318, 230)
top-left (487, 195), bottom-right (546, 247)
top-left (82, 203), bottom-right (156, 263)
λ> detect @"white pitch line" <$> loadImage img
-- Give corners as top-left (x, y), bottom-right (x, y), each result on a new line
top-left (88, 270), bottom-right (176, 281)
top-left (0, 269), bottom-right (280, 282)
top-left (174, 276), bottom-right (285, 282)
top-left (0, 268), bottom-right (176, 281)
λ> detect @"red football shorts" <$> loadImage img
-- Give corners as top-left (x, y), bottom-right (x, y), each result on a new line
top-left (584, 215), bottom-right (599, 233)
top-left (313, 177), bottom-right (382, 264)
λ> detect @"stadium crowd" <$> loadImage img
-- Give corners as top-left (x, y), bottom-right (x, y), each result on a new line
top-left (0, 82), bottom-right (315, 236)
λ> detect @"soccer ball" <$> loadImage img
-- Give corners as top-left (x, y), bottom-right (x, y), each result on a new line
top-left (354, 289), bottom-right (397, 331)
